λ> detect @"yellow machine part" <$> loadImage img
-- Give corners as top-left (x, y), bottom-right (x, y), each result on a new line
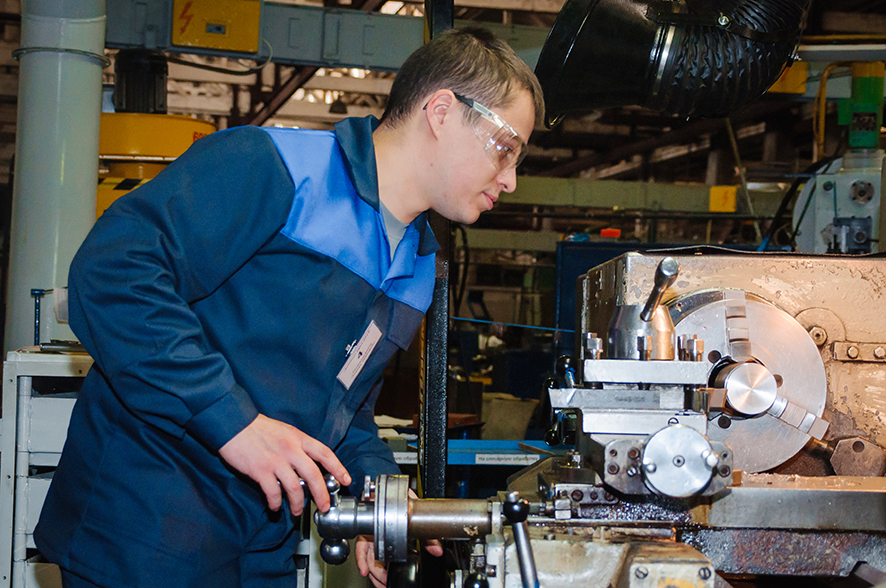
top-left (171, 0), bottom-right (262, 53)
top-left (97, 178), bottom-right (152, 216)
top-left (98, 113), bottom-right (216, 216)
top-left (100, 112), bottom-right (216, 161)
top-left (767, 61), bottom-right (808, 95)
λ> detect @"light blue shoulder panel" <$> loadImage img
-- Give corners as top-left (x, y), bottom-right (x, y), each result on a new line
top-left (263, 127), bottom-right (434, 312)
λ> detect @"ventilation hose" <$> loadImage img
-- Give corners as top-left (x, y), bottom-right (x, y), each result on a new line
top-left (536, 0), bottom-right (811, 126)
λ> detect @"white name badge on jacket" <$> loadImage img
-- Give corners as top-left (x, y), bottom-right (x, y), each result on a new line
top-left (337, 321), bottom-right (383, 390)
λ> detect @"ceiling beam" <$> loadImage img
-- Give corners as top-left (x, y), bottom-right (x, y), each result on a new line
top-left (452, 0), bottom-right (564, 13)
top-left (165, 62), bottom-right (394, 94)
top-left (821, 11), bottom-right (886, 35)
top-left (538, 101), bottom-right (791, 177)
top-left (248, 67), bottom-right (320, 126)
top-left (269, 101), bottom-right (385, 124)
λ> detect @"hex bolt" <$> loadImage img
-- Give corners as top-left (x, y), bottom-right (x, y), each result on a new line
top-left (571, 489), bottom-right (584, 502)
top-left (673, 455), bottom-right (685, 467)
top-left (645, 463), bottom-right (657, 474)
top-left (876, 347), bottom-right (886, 360)
top-left (699, 567), bottom-right (712, 580)
top-left (635, 566), bottom-right (649, 579)
top-left (808, 326), bottom-right (827, 346)
top-left (848, 346), bottom-right (860, 359)
top-left (628, 448), bottom-right (640, 460)
top-left (589, 490), bottom-right (599, 500)
top-left (607, 463), bottom-right (620, 475)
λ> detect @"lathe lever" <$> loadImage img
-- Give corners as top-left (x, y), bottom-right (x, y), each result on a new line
top-left (503, 492), bottom-right (539, 588)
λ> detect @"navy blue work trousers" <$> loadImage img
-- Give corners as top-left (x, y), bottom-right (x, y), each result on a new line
top-left (58, 523), bottom-right (301, 588)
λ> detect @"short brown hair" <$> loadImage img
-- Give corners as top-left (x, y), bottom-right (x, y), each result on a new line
top-left (381, 27), bottom-right (544, 129)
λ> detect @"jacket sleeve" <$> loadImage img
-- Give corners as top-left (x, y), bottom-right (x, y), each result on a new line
top-left (68, 126), bottom-right (295, 451)
top-left (336, 381), bottom-right (400, 495)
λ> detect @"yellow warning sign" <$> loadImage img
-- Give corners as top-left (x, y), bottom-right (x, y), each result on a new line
top-left (709, 185), bottom-right (737, 213)
top-left (172, 0), bottom-right (261, 53)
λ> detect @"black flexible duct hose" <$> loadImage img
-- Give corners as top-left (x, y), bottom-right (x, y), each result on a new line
top-left (536, 0), bottom-right (810, 126)
top-left (646, 0), bottom-right (809, 117)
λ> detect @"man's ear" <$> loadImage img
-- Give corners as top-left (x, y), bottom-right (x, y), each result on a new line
top-left (422, 89), bottom-right (456, 139)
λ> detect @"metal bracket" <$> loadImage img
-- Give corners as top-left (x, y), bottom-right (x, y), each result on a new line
top-left (833, 341), bottom-right (886, 362)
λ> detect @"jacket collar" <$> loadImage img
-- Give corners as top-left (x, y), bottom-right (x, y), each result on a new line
top-left (335, 116), bottom-right (439, 257)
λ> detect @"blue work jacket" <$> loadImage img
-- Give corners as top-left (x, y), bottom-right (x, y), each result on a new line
top-left (34, 116), bottom-right (438, 587)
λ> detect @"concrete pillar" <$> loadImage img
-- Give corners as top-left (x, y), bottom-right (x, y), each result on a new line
top-left (5, 0), bottom-right (106, 350)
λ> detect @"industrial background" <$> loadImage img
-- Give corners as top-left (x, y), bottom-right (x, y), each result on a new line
top-left (1, 0), bottom-right (886, 587)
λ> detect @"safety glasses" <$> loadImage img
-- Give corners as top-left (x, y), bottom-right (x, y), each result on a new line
top-left (453, 92), bottom-right (528, 172)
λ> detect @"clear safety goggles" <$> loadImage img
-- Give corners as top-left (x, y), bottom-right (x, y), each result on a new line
top-left (453, 92), bottom-right (528, 172)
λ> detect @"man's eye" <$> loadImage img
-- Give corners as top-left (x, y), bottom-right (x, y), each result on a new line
top-left (494, 145), bottom-right (513, 165)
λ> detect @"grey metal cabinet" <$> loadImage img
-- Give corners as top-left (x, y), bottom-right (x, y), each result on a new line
top-left (0, 351), bottom-right (92, 588)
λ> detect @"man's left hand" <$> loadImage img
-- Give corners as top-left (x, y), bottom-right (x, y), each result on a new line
top-left (355, 489), bottom-right (444, 587)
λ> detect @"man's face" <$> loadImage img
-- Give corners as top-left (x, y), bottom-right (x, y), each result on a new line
top-left (430, 89), bottom-right (535, 225)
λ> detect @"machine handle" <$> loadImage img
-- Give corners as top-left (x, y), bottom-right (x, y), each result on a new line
top-left (503, 492), bottom-right (539, 588)
top-left (319, 538), bottom-right (350, 565)
top-left (640, 257), bottom-right (679, 322)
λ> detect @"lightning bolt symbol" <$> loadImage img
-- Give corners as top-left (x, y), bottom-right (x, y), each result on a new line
top-left (179, 1), bottom-right (194, 36)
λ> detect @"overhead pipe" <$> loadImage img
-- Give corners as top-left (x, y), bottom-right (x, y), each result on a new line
top-left (536, 0), bottom-right (811, 127)
top-left (5, 0), bottom-right (106, 350)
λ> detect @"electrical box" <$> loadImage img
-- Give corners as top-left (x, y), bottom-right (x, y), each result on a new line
top-left (172, 0), bottom-right (262, 54)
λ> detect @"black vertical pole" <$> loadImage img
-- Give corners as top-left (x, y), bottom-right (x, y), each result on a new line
top-left (419, 214), bottom-right (450, 499)
top-left (419, 0), bottom-right (453, 501)
top-left (424, 0), bottom-right (453, 40)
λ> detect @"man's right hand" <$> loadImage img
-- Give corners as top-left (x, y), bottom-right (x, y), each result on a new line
top-left (218, 414), bottom-right (351, 515)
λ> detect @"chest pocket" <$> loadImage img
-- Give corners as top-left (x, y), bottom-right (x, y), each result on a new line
top-left (340, 296), bottom-right (425, 411)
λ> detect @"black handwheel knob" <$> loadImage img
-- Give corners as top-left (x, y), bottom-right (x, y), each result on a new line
top-left (555, 355), bottom-right (573, 377)
top-left (320, 538), bottom-right (350, 565)
top-left (502, 492), bottom-right (529, 524)
top-left (464, 572), bottom-right (490, 588)
top-left (544, 428), bottom-right (560, 447)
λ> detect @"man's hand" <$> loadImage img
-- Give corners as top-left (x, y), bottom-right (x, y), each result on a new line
top-left (218, 414), bottom-right (351, 515)
top-left (356, 537), bottom-right (444, 588)
top-left (356, 536), bottom-right (386, 588)
top-left (355, 489), bottom-right (444, 587)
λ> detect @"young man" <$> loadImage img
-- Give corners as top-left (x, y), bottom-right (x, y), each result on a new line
top-left (35, 26), bottom-right (543, 588)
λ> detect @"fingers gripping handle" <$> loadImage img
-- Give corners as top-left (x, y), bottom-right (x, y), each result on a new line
top-left (315, 475), bottom-right (358, 565)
